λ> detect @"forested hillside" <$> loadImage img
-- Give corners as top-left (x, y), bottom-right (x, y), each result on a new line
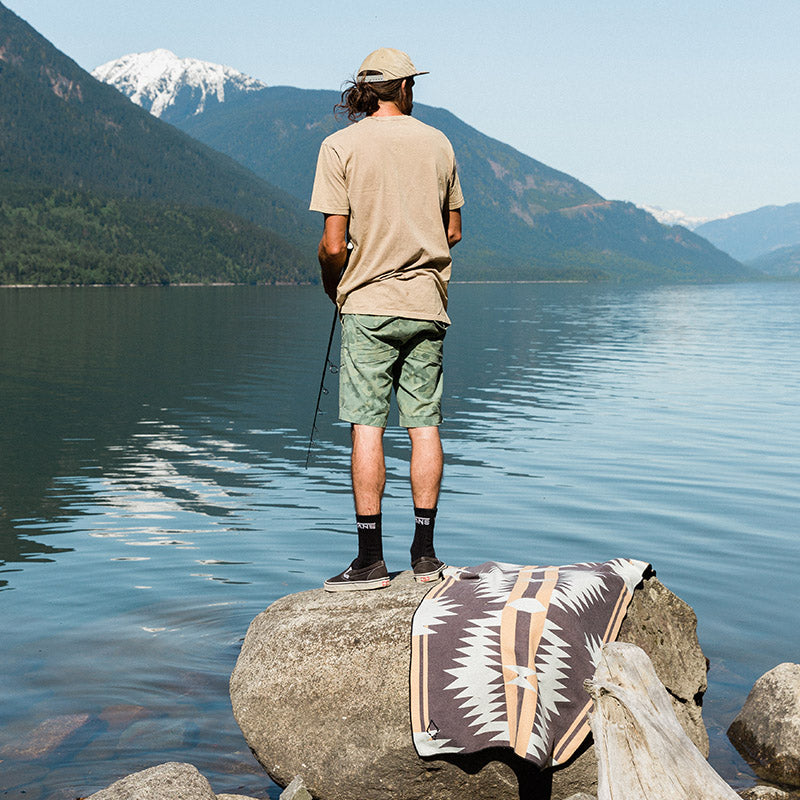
top-left (0, 184), bottom-right (308, 285)
top-left (0, 2), bottom-right (315, 285)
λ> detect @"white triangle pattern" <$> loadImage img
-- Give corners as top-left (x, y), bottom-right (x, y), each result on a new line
top-left (472, 562), bottom-right (520, 603)
top-left (609, 557), bottom-right (650, 593)
top-left (547, 567), bottom-right (608, 616)
top-left (411, 595), bottom-right (461, 637)
top-left (505, 663), bottom-right (536, 690)
top-left (526, 615), bottom-right (573, 758)
top-left (443, 606), bottom-right (508, 741)
top-left (413, 730), bottom-right (464, 754)
top-left (584, 631), bottom-right (605, 668)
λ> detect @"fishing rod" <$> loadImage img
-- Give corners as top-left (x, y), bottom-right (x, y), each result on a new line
top-left (304, 244), bottom-right (350, 468)
top-left (304, 303), bottom-right (339, 469)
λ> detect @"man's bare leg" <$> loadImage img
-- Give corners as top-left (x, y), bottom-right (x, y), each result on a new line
top-left (323, 424), bottom-right (389, 591)
top-left (408, 426), bottom-right (445, 581)
top-left (351, 423), bottom-right (386, 514)
top-left (408, 425), bottom-right (443, 508)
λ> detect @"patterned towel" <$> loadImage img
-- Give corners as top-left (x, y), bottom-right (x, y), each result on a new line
top-left (410, 558), bottom-right (649, 767)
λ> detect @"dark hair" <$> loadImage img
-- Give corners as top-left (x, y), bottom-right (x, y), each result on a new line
top-left (335, 77), bottom-right (412, 122)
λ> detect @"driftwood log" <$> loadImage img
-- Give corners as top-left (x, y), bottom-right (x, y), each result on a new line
top-left (586, 642), bottom-right (739, 800)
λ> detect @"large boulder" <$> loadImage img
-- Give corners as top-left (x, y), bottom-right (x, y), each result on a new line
top-left (728, 663), bottom-right (800, 787)
top-left (230, 571), bottom-right (708, 800)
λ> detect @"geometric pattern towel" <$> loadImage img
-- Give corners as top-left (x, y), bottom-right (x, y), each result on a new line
top-left (410, 558), bottom-right (649, 767)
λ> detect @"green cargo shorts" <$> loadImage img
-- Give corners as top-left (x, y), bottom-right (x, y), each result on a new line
top-left (339, 314), bottom-right (447, 428)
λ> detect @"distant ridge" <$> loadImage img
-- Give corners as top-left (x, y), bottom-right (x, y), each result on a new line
top-left (695, 202), bottom-right (800, 264)
top-left (747, 243), bottom-right (800, 277)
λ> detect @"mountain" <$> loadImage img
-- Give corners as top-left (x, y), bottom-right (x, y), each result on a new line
top-left (91, 49), bottom-right (267, 124)
top-left (695, 203), bottom-right (800, 264)
top-left (0, 2), bottom-right (317, 285)
top-left (96, 53), bottom-right (754, 282)
top-left (747, 243), bottom-right (800, 277)
top-left (0, 2), bottom-right (753, 287)
top-left (168, 85), bottom-right (753, 282)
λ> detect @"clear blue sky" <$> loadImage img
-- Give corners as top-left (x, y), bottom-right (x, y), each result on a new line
top-left (6, 0), bottom-right (799, 219)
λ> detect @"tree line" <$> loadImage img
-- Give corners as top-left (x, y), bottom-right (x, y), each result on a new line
top-left (0, 185), bottom-right (315, 286)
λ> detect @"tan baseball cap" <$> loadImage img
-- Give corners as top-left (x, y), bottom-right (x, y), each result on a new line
top-left (357, 48), bottom-right (429, 83)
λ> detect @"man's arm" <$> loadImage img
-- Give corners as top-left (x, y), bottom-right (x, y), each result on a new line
top-left (318, 214), bottom-right (349, 303)
top-left (443, 208), bottom-right (462, 248)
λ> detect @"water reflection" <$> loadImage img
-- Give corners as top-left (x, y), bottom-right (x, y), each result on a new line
top-left (1, 286), bottom-right (342, 571)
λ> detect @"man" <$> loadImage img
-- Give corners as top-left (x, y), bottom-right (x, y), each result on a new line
top-left (309, 47), bottom-right (464, 592)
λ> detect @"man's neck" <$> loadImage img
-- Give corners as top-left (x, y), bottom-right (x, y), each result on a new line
top-left (370, 100), bottom-right (405, 117)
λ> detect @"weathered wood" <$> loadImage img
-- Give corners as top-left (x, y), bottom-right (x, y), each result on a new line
top-left (586, 642), bottom-right (739, 800)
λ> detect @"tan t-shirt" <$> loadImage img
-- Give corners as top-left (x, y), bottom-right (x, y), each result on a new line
top-left (309, 115), bottom-right (464, 324)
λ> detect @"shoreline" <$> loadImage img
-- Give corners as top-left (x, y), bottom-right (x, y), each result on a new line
top-left (2, 277), bottom-right (792, 290)
top-left (0, 281), bottom-right (311, 289)
top-left (0, 280), bottom-right (589, 289)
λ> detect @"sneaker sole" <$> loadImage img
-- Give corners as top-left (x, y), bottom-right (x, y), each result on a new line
top-left (323, 577), bottom-right (391, 592)
top-left (414, 567), bottom-right (445, 583)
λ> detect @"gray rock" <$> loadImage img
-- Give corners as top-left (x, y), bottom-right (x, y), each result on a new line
top-left (738, 786), bottom-right (793, 800)
top-left (231, 571), bottom-right (707, 800)
top-left (563, 794), bottom-right (597, 800)
top-left (280, 775), bottom-right (313, 800)
top-left (617, 574), bottom-right (710, 755)
top-left (728, 662), bottom-right (800, 787)
top-left (86, 762), bottom-right (216, 800)
top-left (217, 795), bottom-right (261, 800)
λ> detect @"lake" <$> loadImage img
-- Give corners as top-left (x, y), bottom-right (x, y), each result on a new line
top-left (1, 281), bottom-right (798, 798)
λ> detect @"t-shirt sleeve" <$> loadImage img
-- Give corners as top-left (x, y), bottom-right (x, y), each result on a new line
top-left (448, 162), bottom-right (465, 211)
top-left (446, 143), bottom-right (465, 211)
top-left (309, 142), bottom-right (350, 215)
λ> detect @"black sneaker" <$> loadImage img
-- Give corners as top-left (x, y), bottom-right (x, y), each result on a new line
top-left (412, 556), bottom-right (446, 583)
top-left (324, 559), bottom-right (390, 592)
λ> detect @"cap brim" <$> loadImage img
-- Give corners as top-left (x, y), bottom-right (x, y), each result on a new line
top-left (359, 70), bottom-right (429, 83)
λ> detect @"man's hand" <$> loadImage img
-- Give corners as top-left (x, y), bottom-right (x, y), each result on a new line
top-left (318, 214), bottom-right (349, 304)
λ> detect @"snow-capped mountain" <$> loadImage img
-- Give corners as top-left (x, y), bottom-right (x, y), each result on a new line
top-left (92, 49), bottom-right (267, 123)
top-left (638, 205), bottom-right (730, 231)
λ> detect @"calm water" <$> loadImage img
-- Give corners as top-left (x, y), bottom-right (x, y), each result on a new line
top-left (1, 282), bottom-right (798, 798)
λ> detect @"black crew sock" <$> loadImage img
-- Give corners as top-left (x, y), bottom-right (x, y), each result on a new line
top-left (410, 507), bottom-right (437, 562)
top-left (354, 513), bottom-right (383, 568)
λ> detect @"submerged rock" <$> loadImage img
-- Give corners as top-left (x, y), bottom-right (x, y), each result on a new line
top-left (217, 795), bottom-right (260, 800)
top-left (0, 713), bottom-right (90, 760)
top-left (85, 762), bottom-right (260, 799)
top-left (86, 762), bottom-right (216, 799)
top-left (98, 704), bottom-right (149, 730)
top-left (728, 662), bottom-right (800, 787)
top-left (230, 570), bottom-right (708, 800)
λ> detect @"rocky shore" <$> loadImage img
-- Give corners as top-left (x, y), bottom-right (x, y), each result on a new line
top-left (76, 572), bottom-right (800, 799)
